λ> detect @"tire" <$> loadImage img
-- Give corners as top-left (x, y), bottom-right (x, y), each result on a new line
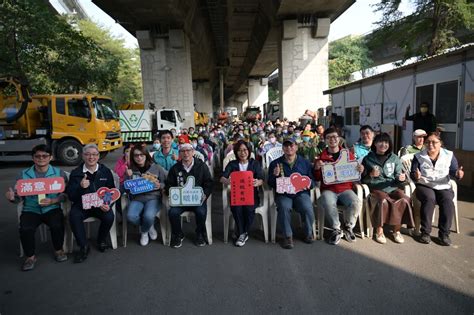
top-left (57, 140), bottom-right (82, 166)
top-left (99, 151), bottom-right (108, 160)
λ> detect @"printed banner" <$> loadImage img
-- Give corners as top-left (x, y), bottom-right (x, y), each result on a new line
top-left (82, 187), bottom-right (121, 210)
top-left (124, 178), bottom-right (156, 195)
top-left (322, 149), bottom-right (360, 185)
top-left (276, 172), bottom-right (311, 194)
top-left (230, 171), bottom-right (254, 206)
top-left (169, 176), bottom-right (204, 206)
top-left (16, 177), bottom-right (65, 196)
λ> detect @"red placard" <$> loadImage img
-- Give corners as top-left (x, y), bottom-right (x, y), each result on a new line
top-left (230, 171), bottom-right (254, 206)
top-left (16, 177), bottom-right (65, 196)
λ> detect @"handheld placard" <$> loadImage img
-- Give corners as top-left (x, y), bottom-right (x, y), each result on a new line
top-left (322, 149), bottom-right (360, 185)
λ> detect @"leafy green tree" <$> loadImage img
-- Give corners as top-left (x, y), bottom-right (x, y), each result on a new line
top-left (372, 0), bottom-right (474, 59)
top-left (76, 19), bottom-right (142, 104)
top-left (329, 36), bottom-right (373, 88)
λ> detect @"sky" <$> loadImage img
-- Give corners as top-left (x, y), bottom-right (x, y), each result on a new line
top-left (51, 0), bottom-right (414, 47)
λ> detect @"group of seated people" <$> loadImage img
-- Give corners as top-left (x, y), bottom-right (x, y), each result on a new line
top-left (5, 119), bottom-right (464, 271)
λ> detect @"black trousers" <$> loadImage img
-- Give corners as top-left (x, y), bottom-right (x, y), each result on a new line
top-left (69, 203), bottom-right (114, 247)
top-left (230, 205), bottom-right (256, 235)
top-left (19, 208), bottom-right (65, 257)
top-left (415, 185), bottom-right (455, 236)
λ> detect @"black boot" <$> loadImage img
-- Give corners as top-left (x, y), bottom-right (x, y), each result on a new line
top-left (74, 245), bottom-right (90, 263)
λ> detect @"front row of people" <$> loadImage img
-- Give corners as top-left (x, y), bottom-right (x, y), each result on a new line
top-left (6, 129), bottom-right (464, 271)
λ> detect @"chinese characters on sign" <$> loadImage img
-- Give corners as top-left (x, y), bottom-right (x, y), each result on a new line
top-left (230, 171), bottom-right (254, 206)
top-left (322, 149), bottom-right (360, 185)
top-left (169, 176), bottom-right (204, 206)
top-left (16, 177), bottom-right (65, 196)
top-left (82, 187), bottom-right (121, 210)
top-left (276, 172), bottom-right (311, 194)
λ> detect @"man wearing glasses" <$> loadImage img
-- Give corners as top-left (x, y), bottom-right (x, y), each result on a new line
top-left (5, 144), bottom-right (68, 271)
top-left (165, 143), bottom-right (213, 248)
top-left (315, 128), bottom-right (364, 245)
top-left (66, 143), bottom-right (116, 263)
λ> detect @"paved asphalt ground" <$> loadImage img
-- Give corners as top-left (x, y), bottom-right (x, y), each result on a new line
top-left (0, 150), bottom-right (473, 314)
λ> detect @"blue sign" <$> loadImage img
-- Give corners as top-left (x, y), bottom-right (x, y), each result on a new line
top-left (124, 178), bottom-right (156, 195)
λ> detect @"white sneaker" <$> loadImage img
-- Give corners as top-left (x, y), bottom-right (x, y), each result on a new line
top-left (148, 225), bottom-right (158, 241)
top-left (140, 232), bottom-right (149, 246)
top-left (393, 231), bottom-right (405, 244)
top-left (235, 233), bottom-right (249, 247)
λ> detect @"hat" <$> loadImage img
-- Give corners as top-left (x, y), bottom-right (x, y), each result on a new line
top-left (282, 137), bottom-right (296, 145)
top-left (179, 143), bottom-right (193, 151)
top-left (413, 129), bottom-right (427, 137)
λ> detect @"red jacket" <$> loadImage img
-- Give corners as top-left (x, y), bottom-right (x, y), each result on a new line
top-left (314, 147), bottom-right (355, 194)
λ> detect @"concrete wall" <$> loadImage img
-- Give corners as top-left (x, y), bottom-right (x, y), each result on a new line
top-left (248, 79), bottom-right (269, 112)
top-left (140, 33), bottom-right (195, 128)
top-left (193, 82), bottom-right (213, 116)
top-left (279, 24), bottom-right (329, 121)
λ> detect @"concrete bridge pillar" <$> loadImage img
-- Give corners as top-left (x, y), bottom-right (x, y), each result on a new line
top-left (278, 20), bottom-right (329, 122)
top-left (138, 29), bottom-right (195, 128)
top-left (248, 78), bottom-right (269, 112)
top-left (193, 81), bottom-right (213, 117)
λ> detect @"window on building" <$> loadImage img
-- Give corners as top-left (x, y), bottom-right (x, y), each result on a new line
top-left (416, 85), bottom-right (434, 113)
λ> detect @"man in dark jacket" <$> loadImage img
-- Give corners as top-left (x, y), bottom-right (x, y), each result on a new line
top-left (66, 143), bottom-right (116, 263)
top-left (165, 143), bottom-right (213, 248)
top-left (268, 138), bottom-right (316, 249)
top-left (405, 102), bottom-right (437, 134)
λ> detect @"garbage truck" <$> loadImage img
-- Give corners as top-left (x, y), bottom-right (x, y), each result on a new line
top-left (0, 76), bottom-right (122, 165)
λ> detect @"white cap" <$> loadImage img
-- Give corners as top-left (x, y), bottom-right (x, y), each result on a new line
top-left (413, 129), bottom-right (427, 137)
top-left (179, 143), bottom-right (193, 151)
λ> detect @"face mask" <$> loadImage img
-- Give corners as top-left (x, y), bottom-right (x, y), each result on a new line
top-left (192, 143), bottom-right (197, 148)
top-left (283, 130), bottom-right (288, 134)
top-left (239, 132), bottom-right (244, 137)
top-left (295, 132), bottom-right (301, 138)
top-left (260, 133), bottom-right (266, 138)
top-left (153, 143), bottom-right (161, 150)
top-left (198, 139), bottom-right (204, 145)
top-left (303, 136), bottom-right (310, 142)
top-left (270, 137), bottom-right (276, 143)
top-left (171, 131), bottom-right (177, 136)
top-left (420, 107), bottom-right (428, 113)
top-left (210, 132), bottom-right (215, 137)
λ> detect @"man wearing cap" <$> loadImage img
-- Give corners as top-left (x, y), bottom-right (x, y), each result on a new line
top-left (401, 129), bottom-right (427, 155)
top-left (165, 143), bottom-right (213, 248)
top-left (268, 137), bottom-right (316, 249)
top-left (405, 102), bottom-right (437, 133)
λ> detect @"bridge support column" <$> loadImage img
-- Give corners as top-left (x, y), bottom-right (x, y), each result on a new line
top-left (138, 29), bottom-right (195, 128)
top-left (278, 20), bottom-right (329, 122)
top-left (248, 78), bottom-right (269, 112)
top-left (193, 81), bottom-right (213, 117)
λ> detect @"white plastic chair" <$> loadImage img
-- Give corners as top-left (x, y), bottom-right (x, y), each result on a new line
top-left (400, 154), bottom-right (459, 233)
top-left (163, 196), bottom-right (213, 246)
top-left (265, 147), bottom-right (284, 171)
top-left (221, 157), bottom-right (269, 244)
top-left (314, 183), bottom-right (365, 240)
top-left (120, 193), bottom-right (168, 247)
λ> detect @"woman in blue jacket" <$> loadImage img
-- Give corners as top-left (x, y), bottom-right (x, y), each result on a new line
top-left (220, 140), bottom-right (264, 247)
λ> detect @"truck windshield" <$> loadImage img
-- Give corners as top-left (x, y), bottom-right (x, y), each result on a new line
top-left (93, 98), bottom-right (118, 121)
top-left (176, 110), bottom-right (183, 122)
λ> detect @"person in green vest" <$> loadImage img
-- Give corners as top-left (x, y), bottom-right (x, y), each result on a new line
top-left (5, 144), bottom-right (68, 271)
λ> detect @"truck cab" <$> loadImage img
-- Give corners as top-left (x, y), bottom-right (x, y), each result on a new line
top-left (157, 109), bottom-right (184, 130)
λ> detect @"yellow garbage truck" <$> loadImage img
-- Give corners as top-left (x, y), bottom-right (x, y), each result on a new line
top-left (0, 76), bottom-right (122, 165)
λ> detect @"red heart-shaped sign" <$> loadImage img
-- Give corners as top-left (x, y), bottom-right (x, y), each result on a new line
top-left (290, 173), bottom-right (311, 193)
top-left (96, 187), bottom-right (121, 204)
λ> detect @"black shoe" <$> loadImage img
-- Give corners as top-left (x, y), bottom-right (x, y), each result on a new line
top-left (418, 233), bottom-right (431, 244)
top-left (195, 234), bottom-right (206, 247)
top-left (74, 245), bottom-right (90, 263)
top-left (303, 234), bottom-right (314, 244)
top-left (343, 227), bottom-right (356, 243)
top-left (281, 237), bottom-right (294, 249)
top-left (170, 234), bottom-right (184, 248)
top-left (438, 234), bottom-right (452, 246)
top-left (327, 229), bottom-right (342, 245)
top-left (97, 241), bottom-right (109, 253)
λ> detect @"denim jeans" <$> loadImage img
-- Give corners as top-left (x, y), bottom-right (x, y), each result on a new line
top-left (275, 193), bottom-right (314, 238)
top-left (169, 203), bottom-right (207, 236)
top-left (317, 189), bottom-right (361, 231)
top-left (126, 198), bottom-right (160, 233)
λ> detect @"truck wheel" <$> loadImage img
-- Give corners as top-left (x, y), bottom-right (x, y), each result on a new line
top-left (57, 140), bottom-right (82, 166)
top-left (99, 151), bottom-right (108, 160)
